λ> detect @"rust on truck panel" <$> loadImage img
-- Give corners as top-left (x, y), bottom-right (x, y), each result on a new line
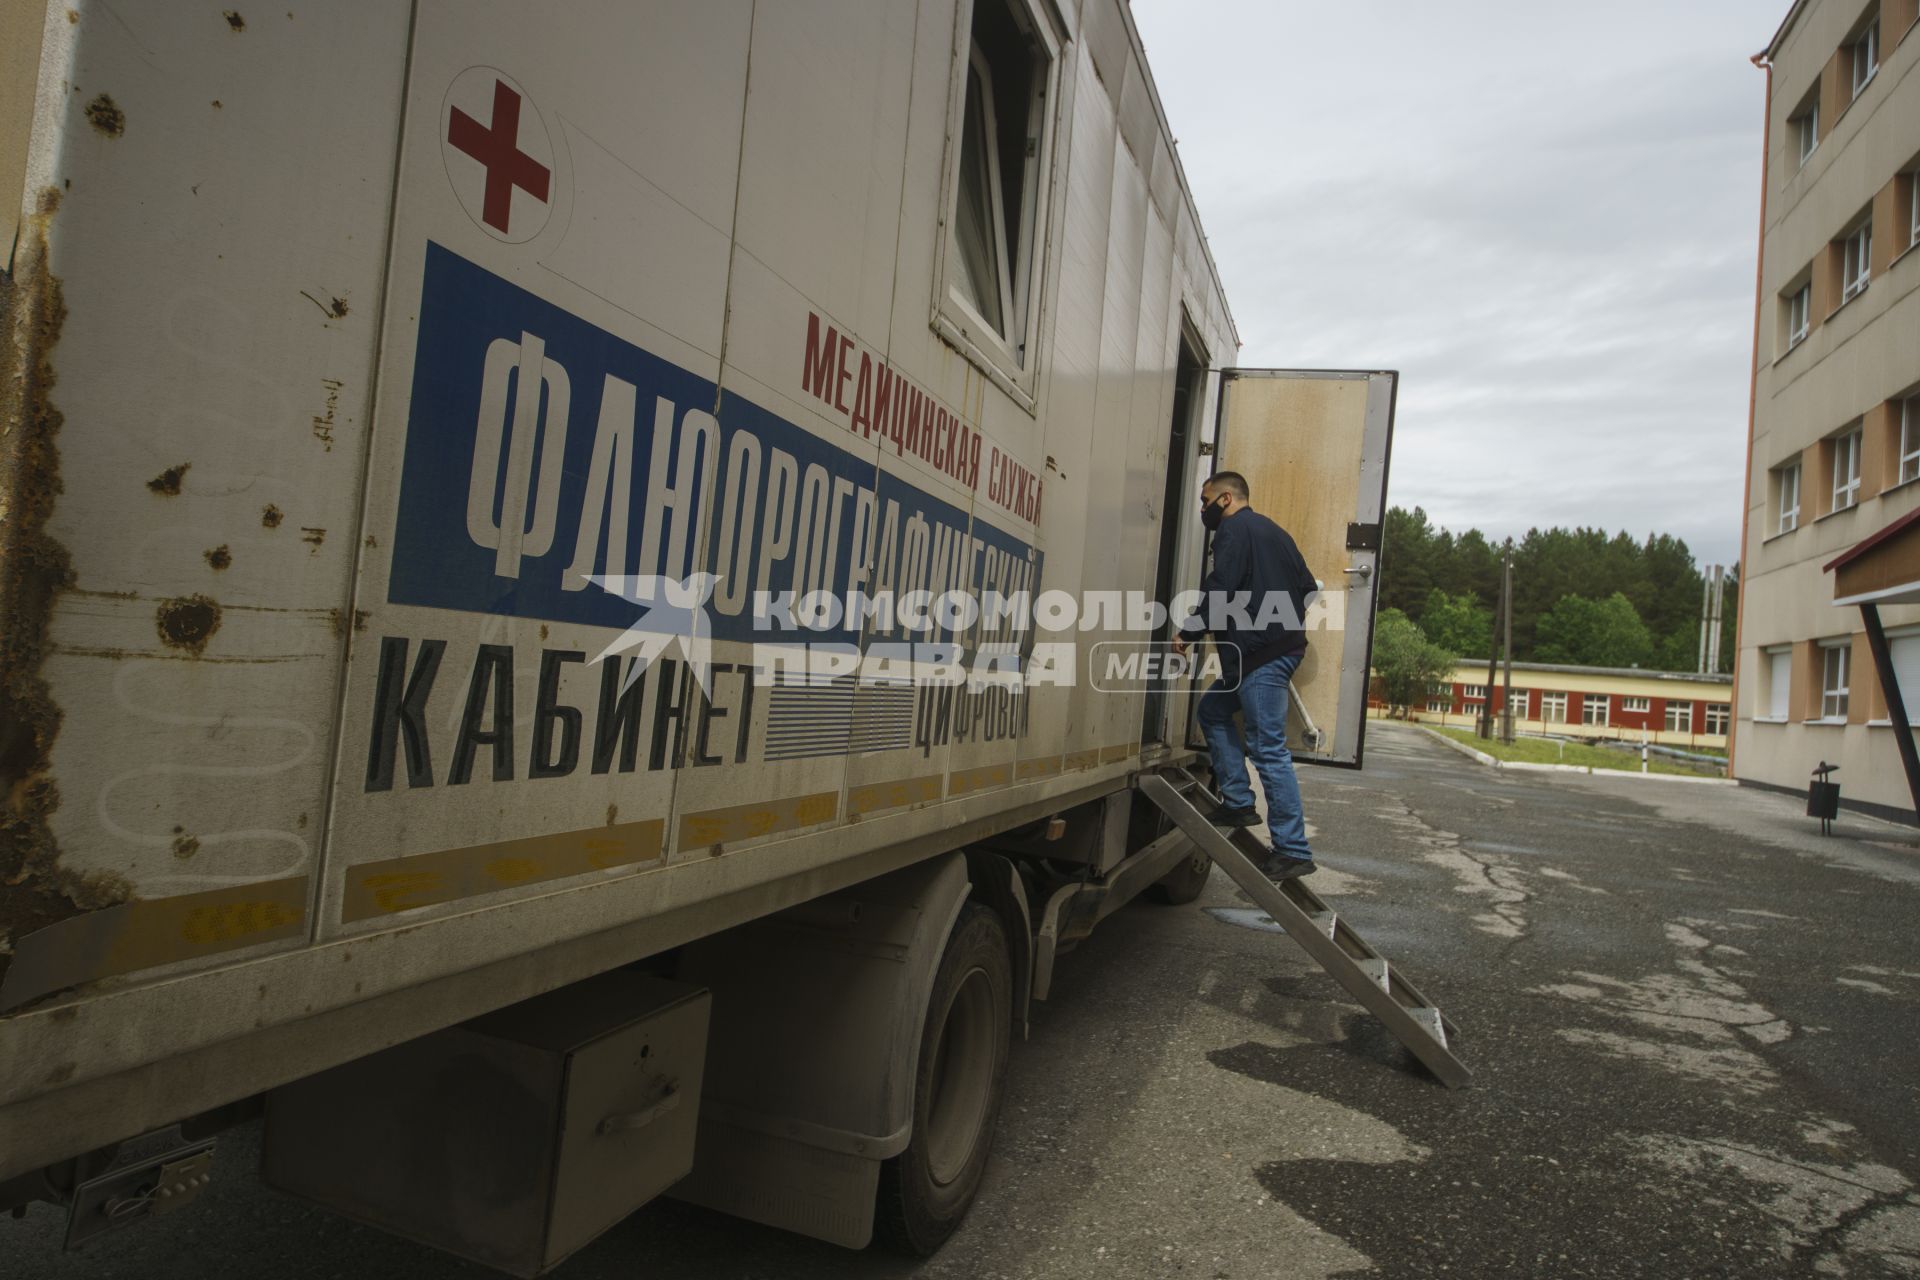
top-left (83, 94), bottom-right (123, 138)
top-left (340, 819), bottom-right (666, 922)
top-left (261, 503), bottom-right (283, 528)
top-left (155, 594), bottom-right (222, 652)
top-left (204, 544), bottom-right (231, 570)
top-left (0, 188), bottom-right (135, 997)
top-left (146, 462), bottom-right (190, 495)
top-left (0, 876), bottom-right (309, 1012)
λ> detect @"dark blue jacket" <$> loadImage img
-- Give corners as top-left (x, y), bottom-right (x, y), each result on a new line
top-left (1178, 508), bottom-right (1317, 670)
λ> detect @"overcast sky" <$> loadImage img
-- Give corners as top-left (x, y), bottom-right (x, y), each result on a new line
top-left (1131, 0), bottom-right (1768, 567)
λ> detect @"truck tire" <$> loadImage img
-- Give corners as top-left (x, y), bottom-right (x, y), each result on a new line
top-left (875, 903), bottom-right (1012, 1256)
top-left (1149, 846), bottom-right (1212, 905)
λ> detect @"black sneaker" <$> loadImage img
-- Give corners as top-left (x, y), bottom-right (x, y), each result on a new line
top-left (1205, 804), bottom-right (1261, 828)
top-left (1261, 856), bottom-right (1317, 883)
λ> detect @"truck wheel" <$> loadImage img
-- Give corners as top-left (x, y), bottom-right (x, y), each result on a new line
top-left (1148, 846), bottom-right (1212, 905)
top-left (875, 904), bottom-right (1011, 1256)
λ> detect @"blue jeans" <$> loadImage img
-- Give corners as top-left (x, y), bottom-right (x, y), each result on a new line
top-left (1197, 650), bottom-right (1312, 861)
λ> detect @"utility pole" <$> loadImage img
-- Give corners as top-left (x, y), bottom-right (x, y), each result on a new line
top-left (1479, 587), bottom-right (1502, 741)
top-left (1500, 541), bottom-right (1515, 744)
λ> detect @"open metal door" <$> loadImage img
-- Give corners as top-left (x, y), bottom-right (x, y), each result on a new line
top-left (1212, 369), bottom-right (1396, 768)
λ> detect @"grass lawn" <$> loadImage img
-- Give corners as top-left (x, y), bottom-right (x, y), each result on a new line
top-left (1429, 726), bottom-right (1727, 778)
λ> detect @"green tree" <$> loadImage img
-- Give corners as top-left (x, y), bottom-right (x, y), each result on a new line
top-left (1534, 592), bottom-right (1655, 669)
top-left (1419, 588), bottom-right (1493, 658)
top-left (1372, 608), bottom-right (1457, 715)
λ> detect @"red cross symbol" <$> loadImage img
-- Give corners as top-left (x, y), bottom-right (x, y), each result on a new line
top-left (447, 79), bottom-right (551, 235)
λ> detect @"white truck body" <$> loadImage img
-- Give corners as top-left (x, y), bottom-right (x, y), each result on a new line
top-left (0, 0), bottom-right (1392, 1259)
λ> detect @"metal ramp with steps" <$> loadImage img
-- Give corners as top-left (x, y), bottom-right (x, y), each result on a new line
top-left (1137, 767), bottom-right (1472, 1089)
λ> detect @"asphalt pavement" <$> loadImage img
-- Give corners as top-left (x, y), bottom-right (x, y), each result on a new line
top-left (8, 722), bottom-right (1919, 1279)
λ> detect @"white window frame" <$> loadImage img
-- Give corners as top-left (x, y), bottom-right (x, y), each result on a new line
top-left (1776, 460), bottom-right (1802, 533)
top-left (1796, 103), bottom-right (1820, 165)
top-left (1786, 284), bottom-right (1810, 349)
top-left (1425, 698), bottom-right (1451, 714)
top-left (1900, 395), bottom-right (1920, 486)
top-left (1851, 16), bottom-right (1879, 99)
top-left (1883, 626), bottom-right (1920, 726)
top-left (1664, 701), bottom-right (1693, 733)
top-left (1582, 695), bottom-right (1610, 727)
top-left (1621, 696), bottom-right (1651, 714)
top-left (1541, 691), bottom-right (1568, 724)
top-left (1819, 640), bottom-right (1851, 721)
top-left (1705, 703), bottom-right (1731, 735)
top-left (1761, 644), bottom-right (1793, 721)
top-left (932, 0), bottom-right (1062, 410)
top-left (1911, 170), bottom-right (1920, 251)
top-left (1832, 427), bottom-right (1862, 512)
top-left (1462, 684), bottom-right (1487, 700)
top-left (1428, 681), bottom-right (1454, 697)
top-left (1508, 689), bottom-right (1529, 717)
top-left (1841, 221), bottom-right (1873, 303)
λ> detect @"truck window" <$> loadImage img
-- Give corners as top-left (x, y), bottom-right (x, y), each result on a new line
top-left (946, 0), bottom-right (1051, 369)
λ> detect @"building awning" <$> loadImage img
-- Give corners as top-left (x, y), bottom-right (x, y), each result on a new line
top-left (1824, 507), bottom-right (1920, 606)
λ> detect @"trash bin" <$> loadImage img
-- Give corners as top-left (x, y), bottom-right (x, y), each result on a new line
top-left (1808, 761), bottom-right (1840, 835)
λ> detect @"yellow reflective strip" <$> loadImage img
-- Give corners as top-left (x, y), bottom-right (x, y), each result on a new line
top-left (677, 792), bottom-right (839, 852)
top-left (848, 773), bottom-right (944, 816)
top-left (341, 820), bottom-right (664, 921)
top-left (0, 876), bottom-right (309, 1010)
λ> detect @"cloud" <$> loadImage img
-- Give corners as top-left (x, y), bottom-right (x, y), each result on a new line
top-left (1132, 0), bottom-right (1766, 562)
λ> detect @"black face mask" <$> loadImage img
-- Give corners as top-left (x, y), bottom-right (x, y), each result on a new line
top-left (1201, 496), bottom-right (1230, 530)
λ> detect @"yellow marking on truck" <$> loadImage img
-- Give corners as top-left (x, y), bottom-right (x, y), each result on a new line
top-left (948, 764), bottom-right (1011, 796)
top-left (0, 877), bottom-right (310, 1010)
top-left (1063, 748), bottom-right (1101, 772)
top-left (341, 820), bottom-right (665, 921)
top-left (1015, 754), bottom-right (1062, 780)
top-left (847, 774), bottom-right (944, 816)
top-left (1099, 742), bottom-right (1140, 765)
top-left (678, 792), bottom-right (839, 851)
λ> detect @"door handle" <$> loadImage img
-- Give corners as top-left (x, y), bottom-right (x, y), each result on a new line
top-left (1343, 564), bottom-right (1373, 580)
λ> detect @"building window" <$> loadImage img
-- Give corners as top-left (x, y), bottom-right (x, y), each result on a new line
top-left (1509, 689), bottom-right (1529, 718)
top-left (1832, 427), bottom-right (1863, 512)
top-left (1462, 684), bottom-right (1487, 700)
top-left (1620, 696), bottom-right (1650, 714)
top-left (1763, 645), bottom-right (1792, 720)
top-left (1820, 640), bottom-right (1851, 720)
top-left (1785, 284), bottom-right (1811, 350)
top-left (1794, 104), bottom-right (1820, 166)
top-left (1841, 221), bottom-right (1873, 303)
top-left (1910, 170), bottom-right (1920, 251)
top-left (1850, 14), bottom-right (1879, 100)
top-left (1901, 395), bottom-right (1920, 486)
top-left (1705, 703), bottom-right (1731, 735)
top-left (1775, 460), bottom-right (1802, 532)
top-left (1541, 691), bottom-right (1568, 723)
top-left (1664, 702), bottom-right (1693, 733)
top-left (1888, 629), bottom-right (1920, 725)
top-left (942, 0), bottom-right (1056, 378)
top-left (1428, 681), bottom-right (1454, 697)
top-left (1425, 699), bottom-right (1452, 714)
top-left (1582, 695), bottom-right (1610, 727)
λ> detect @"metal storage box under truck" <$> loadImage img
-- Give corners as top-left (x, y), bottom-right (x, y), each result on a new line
top-left (0, 0), bottom-right (1400, 1271)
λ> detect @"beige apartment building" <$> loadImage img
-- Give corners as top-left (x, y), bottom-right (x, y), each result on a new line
top-left (1736, 0), bottom-right (1920, 816)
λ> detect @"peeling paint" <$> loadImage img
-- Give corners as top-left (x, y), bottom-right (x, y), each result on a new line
top-left (261, 503), bottom-right (283, 528)
top-left (204, 544), bottom-right (232, 571)
top-left (0, 188), bottom-right (135, 986)
top-left (222, 10), bottom-right (245, 31)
